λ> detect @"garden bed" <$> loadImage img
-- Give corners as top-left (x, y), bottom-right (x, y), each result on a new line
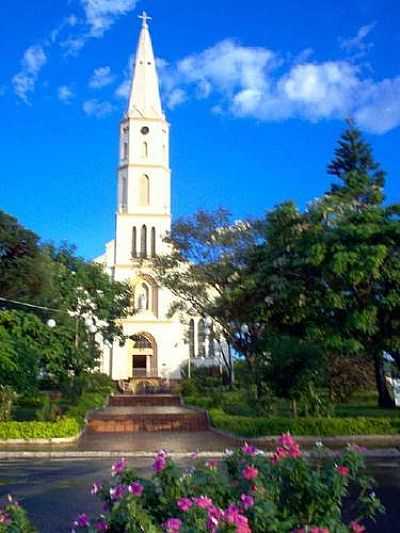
top-left (208, 408), bottom-right (400, 437)
top-left (0, 391), bottom-right (111, 442)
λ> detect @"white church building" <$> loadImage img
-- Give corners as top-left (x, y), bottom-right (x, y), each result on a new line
top-left (96, 13), bottom-right (210, 388)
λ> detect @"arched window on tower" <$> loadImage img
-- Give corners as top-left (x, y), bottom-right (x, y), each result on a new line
top-left (121, 177), bottom-right (127, 211)
top-left (123, 141), bottom-right (128, 160)
top-left (151, 227), bottom-right (156, 257)
top-left (131, 227), bottom-right (137, 257)
top-left (189, 319), bottom-right (195, 358)
top-left (142, 141), bottom-right (148, 159)
top-left (140, 225), bottom-right (147, 257)
top-left (198, 319), bottom-right (206, 357)
top-left (139, 174), bottom-right (150, 206)
top-left (208, 323), bottom-right (215, 358)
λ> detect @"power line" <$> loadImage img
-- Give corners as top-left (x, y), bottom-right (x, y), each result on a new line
top-left (0, 297), bottom-right (65, 314)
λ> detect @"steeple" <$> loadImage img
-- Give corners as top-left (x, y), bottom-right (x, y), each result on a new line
top-left (128, 11), bottom-right (163, 119)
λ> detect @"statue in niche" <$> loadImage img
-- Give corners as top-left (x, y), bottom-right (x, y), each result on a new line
top-left (137, 283), bottom-right (149, 311)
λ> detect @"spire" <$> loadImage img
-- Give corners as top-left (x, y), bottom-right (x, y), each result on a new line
top-left (128, 11), bottom-right (163, 118)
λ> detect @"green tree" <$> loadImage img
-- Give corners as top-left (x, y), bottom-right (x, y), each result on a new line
top-left (256, 121), bottom-right (400, 408)
top-left (0, 210), bottom-right (54, 303)
top-left (155, 209), bottom-right (263, 384)
top-left (0, 310), bottom-right (63, 393)
top-left (0, 212), bottom-right (134, 390)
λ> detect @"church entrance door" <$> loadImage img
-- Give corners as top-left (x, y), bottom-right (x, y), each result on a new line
top-left (130, 333), bottom-right (158, 378)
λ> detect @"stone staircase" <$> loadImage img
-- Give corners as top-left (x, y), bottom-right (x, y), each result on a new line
top-left (87, 394), bottom-right (208, 433)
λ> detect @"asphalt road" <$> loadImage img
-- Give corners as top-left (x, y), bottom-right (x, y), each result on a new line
top-left (0, 458), bottom-right (399, 532)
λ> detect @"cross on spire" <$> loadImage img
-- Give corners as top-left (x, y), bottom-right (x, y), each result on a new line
top-left (138, 10), bottom-right (152, 28)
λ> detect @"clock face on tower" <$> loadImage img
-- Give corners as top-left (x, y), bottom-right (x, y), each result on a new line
top-left (141, 126), bottom-right (149, 135)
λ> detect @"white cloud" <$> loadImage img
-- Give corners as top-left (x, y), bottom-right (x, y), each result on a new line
top-left (58, 85), bottom-right (74, 104)
top-left (83, 98), bottom-right (115, 117)
top-left (12, 45), bottom-right (47, 103)
top-left (115, 79), bottom-right (131, 99)
top-left (166, 88), bottom-right (187, 109)
top-left (159, 39), bottom-right (400, 134)
top-left (115, 53), bottom-right (134, 100)
top-left (60, 36), bottom-right (86, 56)
top-left (81, 0), bottom-right (138, 37)
top-left (89, 66), bottom-right (115, 88)
top-left (60, 1), bottom-right (138, 55)
top-left (339, 23), bottom-right (376, 58)
top-left (354, 77), bottom-right (400, 134)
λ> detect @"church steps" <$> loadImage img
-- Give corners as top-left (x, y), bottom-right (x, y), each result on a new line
top-left (87, 397), bottom-right (208, 432)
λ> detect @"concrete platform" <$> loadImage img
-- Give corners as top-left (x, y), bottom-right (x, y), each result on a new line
top-left (87, 403), bottom-right (209, 432)
top-left (109, 394), bottom-right (182, 407)
top-left (94, 406), bottom-right (191, 416)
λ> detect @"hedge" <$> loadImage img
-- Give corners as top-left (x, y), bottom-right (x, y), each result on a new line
top-left (0, 417), bottom-right (80, 440)
top-left (209, 409), bottom-right (400, 437)
top-left (66, 391), bottom-right (109, 426)
top-left (0, 390), bottom-right (109, 440)
top-left (184, 396), bottom-right (216, 410)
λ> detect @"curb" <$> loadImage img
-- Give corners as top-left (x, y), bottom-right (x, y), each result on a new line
top-left (209, 426), bottom-right (400, 449)
top-left (0, 451), bottom-right (232, 459)
top-left (0, 448), bottom-right (399, 459)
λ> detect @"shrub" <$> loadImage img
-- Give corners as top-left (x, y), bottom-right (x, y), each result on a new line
top-left (0, 417), bottom-right (80, 440)
top-left (70, 436), bottom-right (384, 532)
top-left (35, 395), bottom-right (61, 422)
top-left (0, 386), bottom-right (16, 422)
top-left (66, 392), bottom-right (108, 426)
top-left (209, 409), bottom-right (400, 437)
top-left (328, 354), bottom-right (376, 403)
top-left (0, 384), bottom-right (109, 440)
top-left (0, 495), bottom-right (36, 532)
top-left (183, 396), bottom-right (216, 410)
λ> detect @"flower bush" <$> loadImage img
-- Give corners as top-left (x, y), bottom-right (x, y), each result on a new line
top-left (71, 434), bottom-right (384, 533)
top-left (0, 495), bottom-right (36, 532)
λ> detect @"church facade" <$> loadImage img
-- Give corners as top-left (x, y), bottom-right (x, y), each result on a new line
top-left (95, 14), bottom-right (207, 385)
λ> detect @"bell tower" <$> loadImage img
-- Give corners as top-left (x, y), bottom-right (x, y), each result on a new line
top-left (114, 11), bottom-right (171, 267)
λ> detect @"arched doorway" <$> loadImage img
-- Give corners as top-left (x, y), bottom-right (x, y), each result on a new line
top-left (130, 333), bottom-right (158, 378)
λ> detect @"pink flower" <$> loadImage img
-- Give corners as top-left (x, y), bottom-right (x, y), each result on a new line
top-left (153, 450), bottom-right (168, 473)
top-left (278, 432), bottom-right (297, 449)
top-left (242, 465), bottom-right (259, 481)
top-left (109, 484), bottom-right (126, 500)
top-left (164, 517), bottom-right (182, 532)
top-left (128, 481), bottom-right (144, 497)
top-left (177, 497), bottom-right (193, 512)
top-left (336, 465), bottom-right (350, 477)
top-left (272, 447), bottom-right (288, 464)
top-left (224, 505), bottom-right (251, 533)
top-left (111, 457), bottom-right (127, 476)
top-left (193, 496), bottom-right (214, 509)
top-left (206, 506), bottom-right (224, 533)
top-left (288, 443), bottom-right (302, 458)
top-left (242, 442), bottom-right (257, 456)
top-left (350, 521), bottom-right (366, 533)
top-left (240, 493), bottom-right (254, 509)
top-left (73, 513), bottom-right (90, 528)
top-left (0, 512), bottom-right (11, 525)
top-left (90, 481), bottom-right (102, 495)
top-left (205, 459), bottom-right (219, 470)
top-left (272, 435), bottom-right (302, 463)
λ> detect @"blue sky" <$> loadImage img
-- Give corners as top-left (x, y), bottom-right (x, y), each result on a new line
top-left (1, 0), bottom-right (399, 259)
